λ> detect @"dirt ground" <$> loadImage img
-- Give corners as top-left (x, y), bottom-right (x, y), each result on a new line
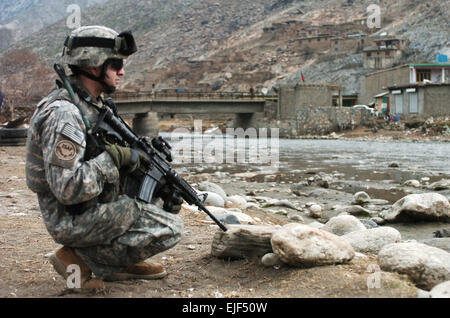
top-left (0, 144), bottom-right (420, 299)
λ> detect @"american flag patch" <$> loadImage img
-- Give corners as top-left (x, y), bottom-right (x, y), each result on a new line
top-left (61, 123), bottom-right (84, 145)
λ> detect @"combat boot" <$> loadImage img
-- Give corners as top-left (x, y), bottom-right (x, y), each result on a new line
top-left (103, 261), bottom-right (167, 281)
top-left (46, 246), bottom-right (105, 291)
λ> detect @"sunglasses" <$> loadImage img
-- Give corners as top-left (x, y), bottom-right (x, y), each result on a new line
top-left (107, 59), bottom-right (124, 71)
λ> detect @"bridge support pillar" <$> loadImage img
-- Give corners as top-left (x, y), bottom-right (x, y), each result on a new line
top-left (132, 112), bottom-right (159, 138)
top-left (231, 113), bottom-right (258, 131)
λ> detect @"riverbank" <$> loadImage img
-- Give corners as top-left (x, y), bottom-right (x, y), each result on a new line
top-left (1, 144), bottom-right (449, 298)
top-left (157, 119), bottom-right (450, 142)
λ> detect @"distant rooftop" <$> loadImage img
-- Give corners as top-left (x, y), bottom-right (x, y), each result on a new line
top-left (409, 63), bottom-right (450, 67)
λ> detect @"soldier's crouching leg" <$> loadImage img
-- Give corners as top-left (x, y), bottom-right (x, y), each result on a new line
top-left (74, 200), bottom-right (184, 279)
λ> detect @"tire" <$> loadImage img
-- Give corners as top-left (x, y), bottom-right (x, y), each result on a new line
top-left (0, 127), bottom-right (28, 139)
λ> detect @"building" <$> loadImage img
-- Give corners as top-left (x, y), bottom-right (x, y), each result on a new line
top-left (387, 83), bottom-right (450, 117)
top-left (277, 83), bottom-right (342, 119)
top-left (359, 62), bottom-right (450, 106)
top-left (362, 37), bottom-right (407, 69)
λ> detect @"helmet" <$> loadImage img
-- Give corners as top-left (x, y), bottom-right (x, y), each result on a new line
top-left (62, 25), bottom-right (137, 68)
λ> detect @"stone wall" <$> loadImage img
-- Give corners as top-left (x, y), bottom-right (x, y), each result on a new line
top-left (278, 83), bottom-right (341, 119)
top-left (255, 106), bottom-right (372, 137)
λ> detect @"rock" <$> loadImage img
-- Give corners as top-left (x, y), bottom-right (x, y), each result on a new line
top-left (271, 223), bottom-right (354, 267)
top-left (416, 289), bottom-right (431, 298)
top-left (353, 252), bottom-right (368, 260)
top-left (360, 219), bottom-right (379, 229)
top-left (340, 205), bottom-right (372, 217)
top-left (404, 180), bottom-right (421, 188)
top-left (308, 204), bottom-right (322, 218)
top-left (419, 238), bottom-right (450, 253)
top-left (353, 191), bottom-right (371, 205)
top-left (369, 199), bottom-right (390, 205)
top-left (211, 224), bottom-right (281, 259)
top-left (206, 206), bottom-right (256, 224)
top-left (380, 193), bottom-right (450, 222)
top-left (287, 213), bottom-right (304, 223)
top-left (434, 228), bottom-right (450, 238)
top-left (261, 253), bottom-right (282, 267)
top-left (378, 242), bottom-right (450, 290)
top-left (234, 172), bottom-right (258, 179)
top-left (428, 179), bottom-right (450, 191)
top-left (371, 216), bottom-right (386, 225)
top-left (225, 195), bottom-right (247, 208)
top-left (308, 188), bottom-right (330, 198)
top-left (206, 213), bottom-right (241, 225)
top-left (226, 211), bottom-right (257, 225)
top-left (242, 202), bottom-right (263, 211)
top-left (342, 227), bottom-right (401, 254)
top-left (388, 162), bottom-right (400, 168)
top-left (199, 191), bottom-right (225, 207)
top-left (198, 182), bottom-right (227, 200)
top-left (307, 221), bottom-right (325, 229)
top-left (262, 199), bottom-right (301, 211)
top-left (429, 280), bottom-right (450, 298)
top-left (322, 215), bottom-right (367, 236)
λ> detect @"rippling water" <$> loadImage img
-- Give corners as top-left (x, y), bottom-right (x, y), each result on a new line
top-left (161, 132), bottom-right (450, 182)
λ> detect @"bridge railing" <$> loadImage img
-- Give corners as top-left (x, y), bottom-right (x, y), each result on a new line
top-left (111, 91), bottom-right (277, 101)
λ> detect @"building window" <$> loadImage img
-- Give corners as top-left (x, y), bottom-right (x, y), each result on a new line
top-left (367, 52), bottom-right (371, 57)
top-left (416, 69), bottom-right (431, 82)
top-left (385, 51), bottom-right (391, 56)
top-left (335, 39), bottom-right (338, 44)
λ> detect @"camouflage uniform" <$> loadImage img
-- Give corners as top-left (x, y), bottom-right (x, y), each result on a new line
top-left (25, 75), bottom-right (183, 279)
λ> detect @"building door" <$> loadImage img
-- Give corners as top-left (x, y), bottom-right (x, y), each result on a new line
top-left (409, 92), bottom-right (418, 113)
top-left (395, 94), bottom-right (403, 114)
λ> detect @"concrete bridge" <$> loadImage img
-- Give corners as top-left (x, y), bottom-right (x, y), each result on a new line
top-left (112, 91), bottom-right (270, 136)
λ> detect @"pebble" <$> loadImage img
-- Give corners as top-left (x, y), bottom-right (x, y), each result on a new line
top-left (261, 253), bottom-right (282, 267)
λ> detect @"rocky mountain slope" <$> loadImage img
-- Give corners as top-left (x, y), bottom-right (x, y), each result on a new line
top-left (0, 0), bottom-right (107, 50)
top-left (1, 0), bottom-right (449, 101)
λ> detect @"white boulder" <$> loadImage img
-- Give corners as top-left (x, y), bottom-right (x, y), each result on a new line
top-left (322, 215), bottom-right (367, 236)
top-left (342, 226), bottom-right (401, 254)
top-left (271, 223), bottom-right (355, 267)
top-left (380, 193), bottom-right (450, 222)
top-left (378, 242), bottom-right (450, 290)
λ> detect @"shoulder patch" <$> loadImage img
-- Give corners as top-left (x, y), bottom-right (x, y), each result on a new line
top-left (61, 123), bottom-right (84, 145)
top-left (55, 140), bottom-right (77, 161)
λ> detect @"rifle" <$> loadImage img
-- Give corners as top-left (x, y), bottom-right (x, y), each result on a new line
top-left (54, 63), bottom-right (228, 232)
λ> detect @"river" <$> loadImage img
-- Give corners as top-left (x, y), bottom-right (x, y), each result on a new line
top-left (163, 133), bottom-right (450, 183)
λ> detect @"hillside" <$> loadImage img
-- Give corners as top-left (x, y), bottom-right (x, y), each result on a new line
top-left (1, 0), bottom-right (449, 105)
top-left (0, 0), bottom-right (108, 51)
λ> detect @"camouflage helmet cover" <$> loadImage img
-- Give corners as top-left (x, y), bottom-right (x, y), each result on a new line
top-left (62, 25), bottom-right (135, 68)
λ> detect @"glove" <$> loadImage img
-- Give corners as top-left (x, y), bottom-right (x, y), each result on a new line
top-left (158, 180), bottom-right (183, 214)
top-left (104, 144), bottom-right (144, 173)
top-left (162, 190), bottom-right (184, 214)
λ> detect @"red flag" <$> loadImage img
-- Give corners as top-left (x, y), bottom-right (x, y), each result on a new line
top-left (301, 72), bottom-right (305, 82)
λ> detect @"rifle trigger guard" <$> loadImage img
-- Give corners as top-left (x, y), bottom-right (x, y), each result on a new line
top-left (199, 193), bottom-right (208, 205)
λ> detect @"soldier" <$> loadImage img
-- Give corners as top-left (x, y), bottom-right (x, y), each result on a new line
top-left (25, 25), bottom-right (184, 291)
